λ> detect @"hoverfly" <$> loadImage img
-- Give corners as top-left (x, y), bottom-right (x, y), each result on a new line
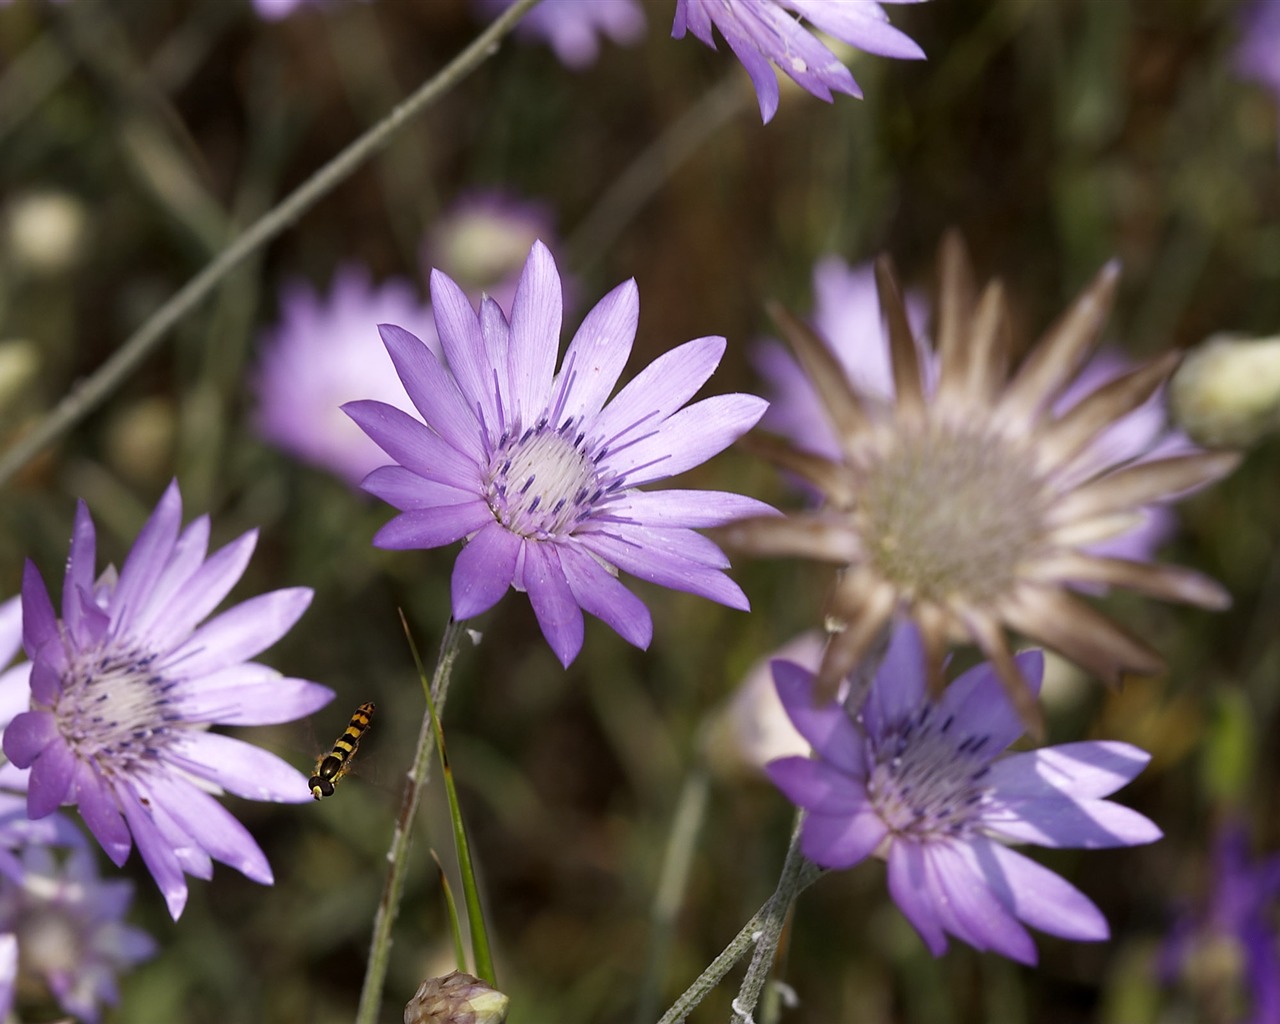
top-left (309, 702), bottom-right (375, 800)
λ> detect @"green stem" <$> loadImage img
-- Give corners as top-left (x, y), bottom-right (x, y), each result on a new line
top-left (729, 815), bottom-right (810, 1024)
top-left (654, 824), bottom-right (822, 1024)
top-left (0, 0), bottom-right (542, 491)
top-left (355, 617), bottom-right (469, 1024)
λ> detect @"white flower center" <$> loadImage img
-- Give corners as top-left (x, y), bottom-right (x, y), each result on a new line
top-left (485, 420), bottom-right (612, 538)
top-left (54, 643), bottom-right (174, 778)
top-left (865, 703), bottom-right (993, 840)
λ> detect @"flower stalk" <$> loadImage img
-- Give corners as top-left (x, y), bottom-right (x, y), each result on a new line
top-left (356, 616), bottom-right (469, 1024)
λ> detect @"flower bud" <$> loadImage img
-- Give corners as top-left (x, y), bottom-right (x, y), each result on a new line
top-left (404, 971), bottom-right (510, 1024)
top-left (1169, 332), bottom-right (1280, 447)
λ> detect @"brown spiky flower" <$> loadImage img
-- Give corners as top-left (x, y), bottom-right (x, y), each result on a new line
top-left (725, 235), bottom-right (1240, 731)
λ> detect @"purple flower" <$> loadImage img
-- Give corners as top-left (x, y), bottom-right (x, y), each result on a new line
top-left (0, 845), bottom-right (155, 1024)
top-left (0, 481), bottom-right (335, 918)
top-left (255, 264), bottom-right (440, 487)
top-left (1237, 0), bottom-right (1280, 98)
top-left (476, 0), bottom-right (646, 69)
top-left (1161, 821), bottom-right (1280, 1024)
top-left (421, 190), bottom-right (562, 314)
top-left (672, 0), bottom-right (926, 123)
top-left (766, 622), bottom-right (1161, 964)
top-left (345, 240), bottom-right (773, 667)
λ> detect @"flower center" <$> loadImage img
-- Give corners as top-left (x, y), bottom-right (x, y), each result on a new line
top-left (865, 703), bottom-right (992, 839)
top-left (54, 643), bottom-right (175, 779)
top-left (854, 422), bottom-right (1051, 606)
top-left (485, 420), bottom-right (611, 538)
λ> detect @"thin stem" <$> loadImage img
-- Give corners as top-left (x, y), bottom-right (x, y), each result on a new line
top-left (356, 617), bottom-right (469, 1024)
top-left (655, 829), bottom-right (822, 1024)
top-left (730, 814), bottom-right (812, 1024)
top-left (0, 0), bottom-right (541, 491)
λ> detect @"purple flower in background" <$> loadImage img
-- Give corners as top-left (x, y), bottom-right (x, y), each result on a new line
top-left (1161, 821), bottom-right (1280, 1024)
top-left (255, 265), bottom-right (440, 487)
top-left (346, 240), bottom-right (773, 667)
top-left (0, 846), bottom-right (155, 1024)
top-left (0, 482), bottom-right (334, 918)
top-left (767, 623), bottom-right (1161, 964)
top-left (1237, 1), bottom-right (1280, 100)
top-left (252, 0), bottom-right (316, 19)
top-left (422, 191), bottom-right (562, 313)
top-left (477, 0), bottom-right (646, 69)
top-left (672, 0), bottom-right (926, 123)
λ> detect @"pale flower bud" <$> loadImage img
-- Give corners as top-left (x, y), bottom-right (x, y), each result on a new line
top-left (1169, 332), bottom-right (1280, 447)
top-left (404, 971), bottom-right (510, 1024)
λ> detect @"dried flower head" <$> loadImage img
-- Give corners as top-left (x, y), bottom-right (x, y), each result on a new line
top-left (404, 971), bottom-right (510, 1024)
top-left (725, 235), bottom-right (1239, 730)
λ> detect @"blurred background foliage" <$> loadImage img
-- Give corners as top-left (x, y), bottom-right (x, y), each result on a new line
top-left (1, 0), bottom-right (1279, 1021)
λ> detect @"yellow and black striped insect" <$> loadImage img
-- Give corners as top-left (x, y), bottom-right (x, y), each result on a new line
top-left (309, 702), bottom-right (375, 800)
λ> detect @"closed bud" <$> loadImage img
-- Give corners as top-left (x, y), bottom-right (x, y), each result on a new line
top-left (404, 971), bottom-right (510, 1024)
top-left (1170, 332), bottom-right (1280, 447)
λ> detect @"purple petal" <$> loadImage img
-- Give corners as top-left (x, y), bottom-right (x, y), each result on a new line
top-left (361, 465), bottom-right (477, 511)
top-left (610, 489), bottom-right (778, 528)
top-left (343, 400), bottom-right (481, 489)
top-left (452, 522), bottom-right (521, 618)
top-left (479, 297), bottom-right (512, 409)
top-left (177, 666), bottom-right (334, 725)
top-left (985, 741), bottom-right (1151, 799)
top-left (939, 649), bottom-right (1043, 752)
top-left (580, 530), bottom-right (749, 609)
top-left (983, 792), bottom-right (1162, 849)
top-left (770, 659), bottom-right (865, 775)
top-left (111, 480), bottom-right (183, 633)
top-left (2, 709), bottom-right (59, 769)
top-left (372, 502), bottom-right (494, 550)
top-left (800, 806), bottom-right (889, 869)
top-left (766, 756), bottom-right (869, 815)
top-left (611, 393), bottom-right (768, 485)
top-left (20, 561), bottom-right (63, 673)
top-left (864, 621), bottom-right (928, 737)
top-left (131, 515), bottom-right (214, 640)
top-left (430, 269), bottom-right (498, 430)
top-left (971, 838), bottom-right (1109, 941)
top-left (550, 278), bottom-right (638, 424)
top-left (167, 588), bottom-right (312, 677)
top-left (378, 323), bottom-right (485, 461)
top-left (117, 784), bottom-right (188, 919)
top-left (559, 543), bottom-right (652, 649)
top-left (62, 501), bottom-right (97, 642)
top-left (507, 240), bottom-right (562, 424)
top-left (26, 736), bottom-right (76, 818)
top-left (522, 542), bottom-right (584, 667)
top-left (790, 0), bottom-right (926, 60)
top-left (718, 20), bottom-right (785, 121)
top-left (28, 659), bottom-right (62, 707)
top-left (168, 731), bottom-right (314, 803)
top-left (137, 529), bottom-right (257, 648)
top-left (151, 774), bottom-right (272, 883)
top-left (592, 336), bottom-right (727, 447)
top-left (926, 841), bottom-right (1038, 963)
top-left (887, 841), bottom-right (949, 955)
top-left (72, 760), bottom-right (131, 866)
